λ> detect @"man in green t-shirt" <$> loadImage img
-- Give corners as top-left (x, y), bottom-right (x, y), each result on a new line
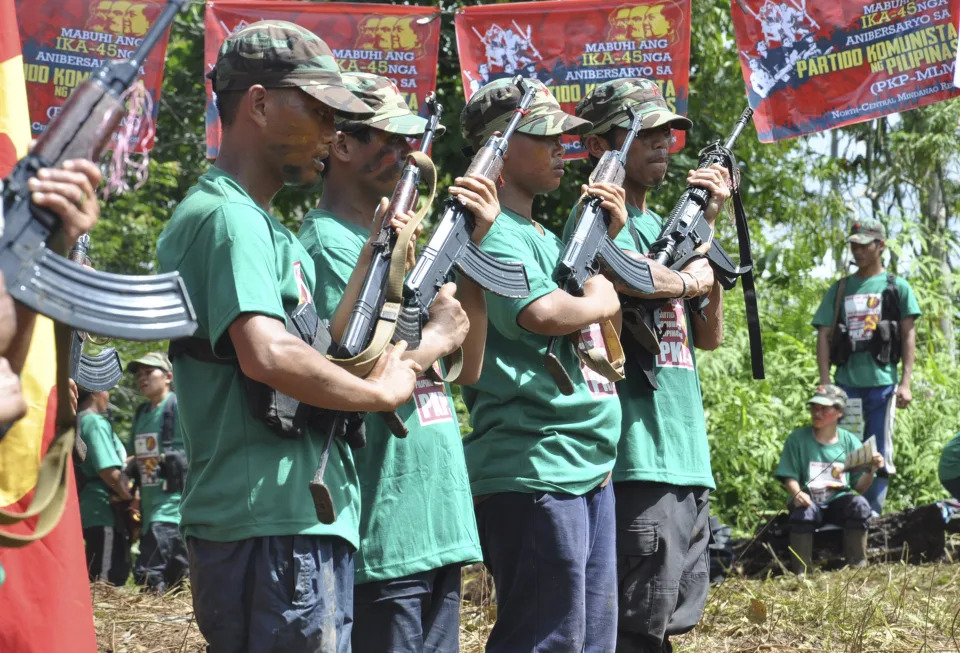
top-left (77, 389), bottom-right (132, 586)
top-left (572, 77), bottom-right (730, 653)
top-left (127, 352), bottom-right (187, 593)
top-left (813, 218), bottom-right (921, 515)
top-left (775, 384), bottom-right (883, 575)
top-left (940, 432), bottom-right (960, 501)
top-left (459, 78), bottom-right (626, 652)
top-left (299, 72), bottom-right (490, 651)
top-left (156, 22), bottom-right (420, 651)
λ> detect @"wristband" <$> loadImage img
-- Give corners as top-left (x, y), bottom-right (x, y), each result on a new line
top-left (673, 270), bottom-right (687, 299)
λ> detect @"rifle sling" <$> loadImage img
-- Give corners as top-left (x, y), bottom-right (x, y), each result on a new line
top-left (327, 151), bottom-right (466, 382)
top-left (731, 186), bottom-right (765, 380)
top-left (576, 320), bottom-right (626, 384)
top-left (0, 323), bottom-right (77, 547)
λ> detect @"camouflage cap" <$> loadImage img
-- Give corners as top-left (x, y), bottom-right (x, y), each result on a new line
top-left (336, 72), bottom-right (444, 137)
top-left (576, 78), bottom-right (692, 135)
top-left (808, 384), bottom-right (847, 410)
top-left (127, 352), bottom-right (172, 374)
top-left (460, 77), bottom-right (591, 148)
top-left (207, 20), bottom-right (374, 118)
top-left (847, 218), bottom-right (886, 244)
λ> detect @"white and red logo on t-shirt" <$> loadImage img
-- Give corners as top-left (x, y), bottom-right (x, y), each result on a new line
top-left (844, 293), bottom-right (882, 342)
top-left (413, 372), bottom-right (454, 426)
top-left (577, 323), bottom-right (618, 398)
top-left (655, 299), bottom-right (694, 370)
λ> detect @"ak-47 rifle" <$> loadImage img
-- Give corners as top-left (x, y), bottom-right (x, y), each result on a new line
top-left (546, 106), bottom-right (655, 394)
top-left (0, 0), bottom-right (197, 342)
top-left (621, 107), bottom-right (764, 383)
top-left (66, 235), bottom-right (123, 395)
top-left (394, 75), bottom-right (532, 355)
top-left (307, 97), bottom-right (445, 524)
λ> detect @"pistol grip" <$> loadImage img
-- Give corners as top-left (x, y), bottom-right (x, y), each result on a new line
top-left (309, 481), bottom-right (336, 525)
top-left (544, 336), bottom-right (575, 396)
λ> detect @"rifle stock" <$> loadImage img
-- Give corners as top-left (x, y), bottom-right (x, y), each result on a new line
top-left (0, 0), bottom-right (196, 342)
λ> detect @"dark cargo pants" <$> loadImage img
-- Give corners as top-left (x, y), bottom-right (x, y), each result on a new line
top-left (614, 483), bottom-right (710, 653)
top-left (134, 521), bottom-right (189, 592)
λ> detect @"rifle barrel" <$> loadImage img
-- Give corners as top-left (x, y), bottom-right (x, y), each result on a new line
top-left (723, 107), bottom-right (754, 150)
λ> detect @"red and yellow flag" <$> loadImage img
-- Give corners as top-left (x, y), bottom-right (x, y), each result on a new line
top-left (0, 0), bottom-right (97, 649)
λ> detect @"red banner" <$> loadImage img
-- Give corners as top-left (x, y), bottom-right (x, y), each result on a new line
top-left (204, 1), bottom-right (442, 158)
top-left (731, 0), bottom-right (960, 142)
top-left (454, 0), bottom-right (692, 159)
top-left (14, 0), bottom-right (173, 152)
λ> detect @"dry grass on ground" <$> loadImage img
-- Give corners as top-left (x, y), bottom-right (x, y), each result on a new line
top-left (93, 559), bottom-right (960, 652)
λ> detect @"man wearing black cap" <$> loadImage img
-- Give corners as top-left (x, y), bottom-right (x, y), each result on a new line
top-left (157, 21), bottom-right (421, 652)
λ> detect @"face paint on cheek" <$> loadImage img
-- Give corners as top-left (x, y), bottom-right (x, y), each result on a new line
top-left (364, 144), bottom-right (406, 184)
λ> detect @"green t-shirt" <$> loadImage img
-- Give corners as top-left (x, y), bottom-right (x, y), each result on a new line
top-left (299, 209), bottom-right (481, 584)
top-left (775, 426), bottom-right (863, 504)
top-left (131, 394), bottom-right (183, 527)
top-left (812, 272), bottom-right (921, 388)
top-left (462, 208), bottom-right (622, 496)
top-left (77, 411), bottom-right (125, 530)
top-left (562, 205), bottom-right (715, 488)
top-left (156, 168), bottom-right (360, 547)
top-left (939, 432), bottom-right (960, 483)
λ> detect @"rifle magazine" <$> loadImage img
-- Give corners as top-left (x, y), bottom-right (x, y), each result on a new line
top-left (11, 249), bottom-right (197, 340)
top-left (598, 236), bottom-right (654, 295)
top-left (457, 241), bottom-right (530, 298)
top-left (76, 348), bottom-right (123, 392)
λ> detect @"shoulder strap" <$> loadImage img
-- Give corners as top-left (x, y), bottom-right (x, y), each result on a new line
top-left (134, 401), bottom-right (149, 427)
top-left (884, 273), bottom-right (901, 321)
top-left (160, 393), bottom-right (178, 452)
top-left (831, 276), bottom-right (849, 333)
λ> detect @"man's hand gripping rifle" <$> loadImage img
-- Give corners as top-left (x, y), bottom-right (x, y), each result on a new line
top-left (393, 76), bottom-right (533, 366)
top-left (546, 106), bottom-right (655, 395)
top-left (307, 97), bottom-right (445, 524)
top-left (622, 107), bottom-right (764, 381)
top-left (0, 0), bottom-right (197, 343)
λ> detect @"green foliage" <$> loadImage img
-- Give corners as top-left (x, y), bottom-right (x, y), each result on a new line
top-left (84, 0), bottom-right (959, 531)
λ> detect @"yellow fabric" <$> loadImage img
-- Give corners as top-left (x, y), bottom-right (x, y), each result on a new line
top-left (0, 55), bottom-right (30, 168)
top-left (0, 318), bottom-right (57, 506)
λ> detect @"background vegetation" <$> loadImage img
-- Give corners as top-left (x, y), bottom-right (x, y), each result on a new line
top-left (88, 0), bottom-right (960, 536)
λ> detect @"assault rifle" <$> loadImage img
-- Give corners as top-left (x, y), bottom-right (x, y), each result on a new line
top-left (546, 106), bottom-right (655, 394)
top-left (308, 97), bottom-right (446, 522)
top-left (0, 0), bottom-right (197, 342)
top-left (394, 76), bottom-right (532, 351)
top-left (621, 107), bottom-right (764, 382)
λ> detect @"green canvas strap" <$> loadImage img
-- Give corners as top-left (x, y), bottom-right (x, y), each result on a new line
top-left (0, 323), bottom-right (76, 547)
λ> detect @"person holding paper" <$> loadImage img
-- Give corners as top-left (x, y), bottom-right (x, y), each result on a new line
top-left (775, 384), bottom-right (884, 576)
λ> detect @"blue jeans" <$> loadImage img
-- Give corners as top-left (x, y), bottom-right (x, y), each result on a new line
top-left (789, 493), bottom-right (872, 533)
top-left (353, 563), bottom-right (463, 652)
top-left (840, 384), bottom-right (896, 514)
top-left (187, 534), bottom-right (353, 653)
top-left (474, 483), bottom-right (617, 653)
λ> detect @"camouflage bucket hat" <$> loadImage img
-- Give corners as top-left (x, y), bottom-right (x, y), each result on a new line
top-left (208, 20), bottom-right (374, 118)
top-left (808, 384), bottom-right (847, 410)
top-left (336, 72), bottom-right (444, 136)
top-left (847, 218), bottom-right (886, 244)
top-left (461, 77), bottom-right (591, 148)
top-left (576, 78), bottom-right (692, 135)
top-left (127, 352), bottom-right (172, 374)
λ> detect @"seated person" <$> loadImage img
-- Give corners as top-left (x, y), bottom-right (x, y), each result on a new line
top-left (940, 432), bottom-right (960, 501)
top-left (775, 384), bottom-right (884, 575)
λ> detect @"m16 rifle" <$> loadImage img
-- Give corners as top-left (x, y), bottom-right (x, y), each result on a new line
top-left (546, 106), bottom-right (655, 394)
top-left (0, 0), bottom-right (197, 342)
top-left (621, 107), bottom-right (764, 384)
top-left (394, 76), bottom-right (532, 357)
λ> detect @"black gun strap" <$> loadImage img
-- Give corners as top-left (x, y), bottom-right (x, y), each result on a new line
top-left (732, 188), bottom-right (765, 380)
top-left (161, 393), bottom-right (178, 453)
